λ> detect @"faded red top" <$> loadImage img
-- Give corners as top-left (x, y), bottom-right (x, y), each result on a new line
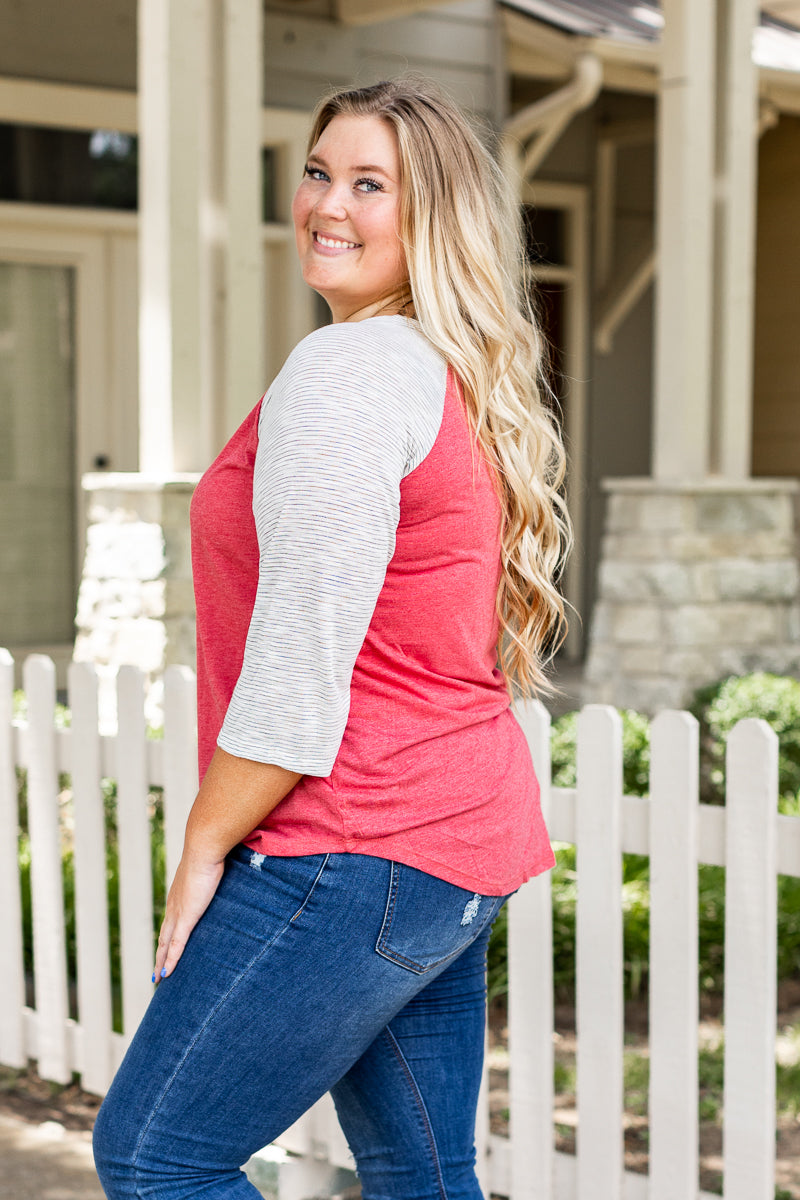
top-left (190, 340), bottom-right (554, 895)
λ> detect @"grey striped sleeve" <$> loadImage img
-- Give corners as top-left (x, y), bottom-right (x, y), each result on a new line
top-left (217, 316), bottom-right (447, 775)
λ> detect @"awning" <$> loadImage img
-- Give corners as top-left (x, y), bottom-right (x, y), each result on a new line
top-left (502, 0), bottom-right (800, 72)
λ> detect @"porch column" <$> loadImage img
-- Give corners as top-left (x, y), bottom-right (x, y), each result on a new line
top-left (202, 0), bottom-right (264, 444)
top-left (652, 0), bottom-right (716, 480)
top-left (138, 0), bottom-right (264, 471)
top-left (713, 0), bottom-right (760, 478)
top-left (76, 0), bottom-right (264, 720)
top-left (138, 0), bottom-right (208, 474)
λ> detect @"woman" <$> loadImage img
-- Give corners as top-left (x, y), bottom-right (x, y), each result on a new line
top-left (94, 76), bottom-right (570, 1200)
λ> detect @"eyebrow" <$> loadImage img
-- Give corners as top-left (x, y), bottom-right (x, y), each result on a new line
top-left (307, 153), bottom-right (393, 177)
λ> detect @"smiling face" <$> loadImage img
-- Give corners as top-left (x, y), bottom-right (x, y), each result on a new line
top-left (291, 114), bottom-right (408, 323)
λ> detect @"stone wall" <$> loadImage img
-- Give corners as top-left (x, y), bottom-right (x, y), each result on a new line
top-left (74, 473), bottom-right (200, 728)
top-left (583, 478), bottom-right (800, 712)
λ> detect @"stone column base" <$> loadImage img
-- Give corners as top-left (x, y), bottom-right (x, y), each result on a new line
top-left (73, 473), bottom-right (200, 729)
top-left (583, 478), bottom-right (800, 712)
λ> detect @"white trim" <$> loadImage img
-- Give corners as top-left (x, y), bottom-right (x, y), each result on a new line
top-left (0, 202), bottom-right (137, 234)
top-left (523, 180), bottom-right (590, 659)
top-left (0, 78), bottom-right (137, 133)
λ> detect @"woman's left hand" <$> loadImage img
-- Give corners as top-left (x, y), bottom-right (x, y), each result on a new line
top-left (153, 854), bottom-right (225, 982)
top-left (151, 747), bottom-right (302, 984)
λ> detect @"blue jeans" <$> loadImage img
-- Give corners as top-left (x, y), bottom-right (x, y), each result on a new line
top-left (93, 846), bottom-right (509, 1199)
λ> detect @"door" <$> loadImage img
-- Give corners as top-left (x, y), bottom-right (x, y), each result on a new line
top-left (0, 261), bottom-right (77, 652)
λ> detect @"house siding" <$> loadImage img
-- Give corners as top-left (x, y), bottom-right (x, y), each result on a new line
top-left (262, 2), bottom-right (497, 116)
top-left (0, 1), bottom-right (496, 116)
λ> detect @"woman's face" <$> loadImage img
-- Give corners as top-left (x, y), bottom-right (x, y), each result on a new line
top-left (292, 114), bottom-right (408, 323)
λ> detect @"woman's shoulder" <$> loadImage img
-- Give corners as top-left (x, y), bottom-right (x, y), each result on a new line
top-left (282, 316), bottom-right (445, 389)
top-left (264, 316), bottom-right (446, 466)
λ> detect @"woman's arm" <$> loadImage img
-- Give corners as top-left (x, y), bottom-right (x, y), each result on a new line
top-left (153, 748), bottom-right (301, 980)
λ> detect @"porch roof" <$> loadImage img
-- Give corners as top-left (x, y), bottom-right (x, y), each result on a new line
top-left (503, 0), bottom-right (800, 72)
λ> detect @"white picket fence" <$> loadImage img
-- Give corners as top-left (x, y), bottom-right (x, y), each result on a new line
top-left (1, 649), bottom-right (798, 1200)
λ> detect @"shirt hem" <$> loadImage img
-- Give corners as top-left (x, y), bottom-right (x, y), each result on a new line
top-left (240, 830), bottom-right (555, 897)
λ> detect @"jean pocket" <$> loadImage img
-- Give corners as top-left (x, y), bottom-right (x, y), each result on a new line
top-left (375, 862), bottom-right (505, 975)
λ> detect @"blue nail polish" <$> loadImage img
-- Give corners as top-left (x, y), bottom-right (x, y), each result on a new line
top-left (160, 967), bottom-right (167, 978)
top-left (151, 973), bottom-right (156, 983)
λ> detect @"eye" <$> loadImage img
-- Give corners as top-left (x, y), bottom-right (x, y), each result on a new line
top-left (356, 177), bottom-right (384, 193)
top-left (303, 164), bottom-right (329, 182)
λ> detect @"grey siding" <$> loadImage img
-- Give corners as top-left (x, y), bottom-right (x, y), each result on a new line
top-left (262, 2), bottom-right (497, 116)
top-left (0, 1), bottom-right (496, 122)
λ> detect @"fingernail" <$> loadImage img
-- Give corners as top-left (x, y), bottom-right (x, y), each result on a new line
top-left (160, 968), bottom-right (167, 978)
top-left (151, 973), bottom-right (156, 983)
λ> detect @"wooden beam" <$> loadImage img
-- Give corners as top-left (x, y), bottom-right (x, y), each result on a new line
top-left (652, 0), bottom-right (716, 480)
top-left (138, 0), bottom-right (206, 474)
top-left (712, 0), bottom-right (760, 479)
top-left (334, 0), bottom-right (458, 25)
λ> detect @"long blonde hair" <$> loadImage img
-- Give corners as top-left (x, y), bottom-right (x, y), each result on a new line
top-left (308, 77), bottom-right (572, 696)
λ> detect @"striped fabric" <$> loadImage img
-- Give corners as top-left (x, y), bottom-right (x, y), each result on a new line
top-left (217, 316), bottom-right (446, 775)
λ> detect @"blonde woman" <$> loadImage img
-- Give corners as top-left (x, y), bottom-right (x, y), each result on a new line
top-left (94, 77), bottom-right (570, 1200)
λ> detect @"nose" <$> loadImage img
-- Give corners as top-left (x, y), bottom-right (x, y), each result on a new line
top-left (312, 180), bottom-right (349, 222)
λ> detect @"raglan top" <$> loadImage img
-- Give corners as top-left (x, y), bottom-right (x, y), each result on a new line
top-left (190, 315), bottom-right (555, 896)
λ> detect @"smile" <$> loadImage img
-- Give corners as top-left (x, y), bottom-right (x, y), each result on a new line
top-left (313, 232), bottom-right (361, 250)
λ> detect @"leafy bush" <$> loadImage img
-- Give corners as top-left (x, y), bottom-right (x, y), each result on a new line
top-left (690, 672), bottom-right (800, 809)
top-left (550, 708), bottom-right (651, 795)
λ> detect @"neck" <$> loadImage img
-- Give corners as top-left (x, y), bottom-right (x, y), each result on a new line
top-left (330, 287), bottom-right (415, 324)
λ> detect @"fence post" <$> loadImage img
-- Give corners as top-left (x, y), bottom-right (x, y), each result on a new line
top-left (508, 699), bottom-right (554, 1200)
top-left (723, 718), bottom-right (778, 1200)
top-left (576, 705), bottom-right (624, 1199)
top-left (116, 666), bottom-right (154, 1040)
top-left (0, 649), bottom-right (26, 1068)
top-left (163, 665), bottom-right (198, 889)
top-left (648, 710), bottom-right (699, 1199)
top-left (69, 660), bottom-right (114, 1093)
top-left (23, 654), bottom-right (70, 1083)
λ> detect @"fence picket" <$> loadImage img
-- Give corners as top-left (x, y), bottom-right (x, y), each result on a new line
top-left (0, 649), bottom-right (25, 1067)
top-left (509, 699), bottom-right (554, 1200)
top-left (163, 665), bottom-right (199, 888)
top-left (576, 705), bottom-right (624, 1199)
top-left (116, 666), bottom-right (155, 1039)
top-left (648, 710), bottom-right (699, 1199)
top-left (23, 655), bottom-right (70, 1082)
top-left (69, 660), bottom-right (114, 1093)
top-left (723, 719), bottom-right (778, 1200)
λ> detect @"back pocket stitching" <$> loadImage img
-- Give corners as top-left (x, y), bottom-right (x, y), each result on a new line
top-left (375, 867), bottom-right (504, 975)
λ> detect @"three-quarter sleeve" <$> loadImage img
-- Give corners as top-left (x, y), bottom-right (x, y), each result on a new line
top-left (217, 317), bottom-right (446, 775)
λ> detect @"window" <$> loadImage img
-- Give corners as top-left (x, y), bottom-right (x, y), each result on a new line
top-left (0, 124), bottom-right (138, 210)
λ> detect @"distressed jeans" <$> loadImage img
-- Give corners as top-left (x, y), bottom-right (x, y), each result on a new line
top-left (93, 845), bottom-right (509, 1200)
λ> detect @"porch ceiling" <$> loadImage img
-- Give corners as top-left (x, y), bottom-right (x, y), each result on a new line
top-left (503, 0), bottom-right (800, 100)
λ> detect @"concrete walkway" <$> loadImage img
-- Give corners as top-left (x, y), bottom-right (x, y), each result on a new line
top-left (0, 1113), bottom-right (105, 1200)
top-left (0, 1112), bottom-right (356, 1200)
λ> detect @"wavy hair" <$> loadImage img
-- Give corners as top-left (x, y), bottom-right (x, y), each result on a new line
top-left (307, 77), bottom-right (572, 696)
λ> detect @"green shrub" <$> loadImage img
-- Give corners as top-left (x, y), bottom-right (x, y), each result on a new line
top-left (550, 708), bottom-right (651, 796)
top-left (690, 672), bottom-right (800, 809)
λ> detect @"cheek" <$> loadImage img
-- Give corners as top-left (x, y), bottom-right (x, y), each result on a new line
top-left (291, 187), bottom-right (312, 241)
top-left (364, 212), bottom-right (405, 271)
